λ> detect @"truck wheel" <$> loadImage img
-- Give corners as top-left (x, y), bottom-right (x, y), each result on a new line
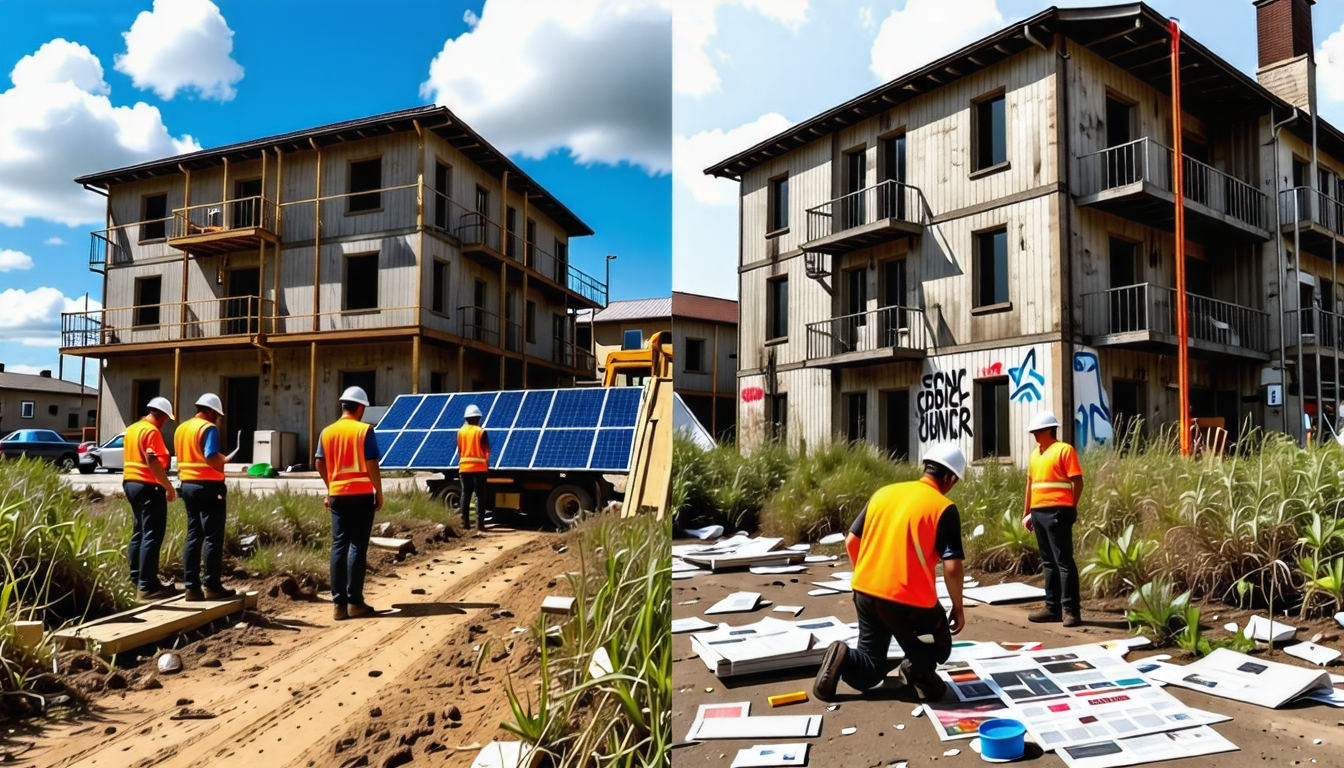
top-left (545, 484), bottom-right (593, 531)
top-left (430, 479), bottom-right (463, 515)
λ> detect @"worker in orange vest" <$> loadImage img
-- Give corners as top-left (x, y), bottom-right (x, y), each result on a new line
top-left (175, 393), bottom-right (234, 602)
top-left (457, 404), bottom-right (491, 532)
top-left (316, 386), bottom-right (383, 620)
top-left (1023, 411), bottom-right (1085, 627)
top-left (813, 443), bottom-right (967, 703)
top-left (124, 396), bottom-right (178, 601)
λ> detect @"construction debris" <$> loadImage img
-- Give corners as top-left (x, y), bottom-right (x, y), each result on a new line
top-left (728, 743), bottom-right (809, 768)
top-left (469, 740), bottom-right (537, 768)
top-left (540, 596), bottom-right (576, 615)
top-left (704, 592), bottom-right (762, 615)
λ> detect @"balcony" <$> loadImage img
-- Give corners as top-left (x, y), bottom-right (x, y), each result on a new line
top-left (169, 197), bottom-right (280, 256)
top-left (1285, 308), bottom-right (1344, 355)
top-left (805, 306), bottom-right (928, 368)
top-left (1076, 138), bottom-right (1271, 241)
top-left (1279, 187), bottom-right (1344, 257)
top-left (803, 180), bottom-right (926, 255)
top-left (60, 296), bottom-right (272, 354)
top-left (551, 339), bottom-right (597, 373)
top-left (1080, 284), bottom-right (1269, 361)
top-left (458, 305), bottom-right (501, 348)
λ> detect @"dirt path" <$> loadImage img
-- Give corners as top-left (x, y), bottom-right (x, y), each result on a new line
top-left (19, 527), bottom-right (570, 768)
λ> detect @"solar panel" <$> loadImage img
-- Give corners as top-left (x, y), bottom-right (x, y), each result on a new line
top-left (374, 387), bottom-right (645, 472)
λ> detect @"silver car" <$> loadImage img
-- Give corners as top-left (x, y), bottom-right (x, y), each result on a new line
top-left (79, 433), bottom-right (125, 474)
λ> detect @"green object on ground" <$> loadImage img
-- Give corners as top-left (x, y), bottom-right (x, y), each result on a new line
top-left (247, 463), bottom-right (278, 478)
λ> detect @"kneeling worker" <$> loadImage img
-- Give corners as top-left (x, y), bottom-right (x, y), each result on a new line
top-left (124, 396), bottom-right (178, 600)
top-left (814, 443), bottom-right (968, 702)
top-left (316, 386), bottom-right (383, 620)
top-left (175, 393), bottom-right (235, 601)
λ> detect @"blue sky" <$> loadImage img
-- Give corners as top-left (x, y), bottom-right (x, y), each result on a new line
top-left (0, 0), bottom-right (671, 384)
top-left (673, 0), bottom-right (1344, 300)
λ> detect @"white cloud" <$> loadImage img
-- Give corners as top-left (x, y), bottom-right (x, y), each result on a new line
top-left (674, 112), bottom-right (794, 205)
top-left (421, 0), bottom-right (672, 174)
top-left (2, 364), bottom-right (49, 376)
top-left (1321, 23), bottom-right (1344, 107)
top-left (870, 0), bottom-right (1003, 82)
top-left (674, 0), bottom-right (809, 97)
top-left (0, 287), bottom-right (101, 348)
top-left (43, 237), bottom-right (65, 246)
top-left (858, 6), bottom-right (875, 29)
top-left (0, 39), bottom-right (199, 227)
top-left (463, 8), bottom-right (480, 28)
top-left (114, 0), bottom-right (244, 101)
top-left (0, 249), bottom-right (33, 271)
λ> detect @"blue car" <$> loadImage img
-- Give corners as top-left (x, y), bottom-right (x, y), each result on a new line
top-left (0, 429), bottom-right (80, 470)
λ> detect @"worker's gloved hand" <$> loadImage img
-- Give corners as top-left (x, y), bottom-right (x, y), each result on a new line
top-left (1022, 513), bottom-right (1034, 533)
top-left (948, 604), bottom-right (966, 636)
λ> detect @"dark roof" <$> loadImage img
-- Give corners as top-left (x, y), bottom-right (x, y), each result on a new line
top-left (75, 105), bottom-right (594, 237)
top-left (0, 371), bottom-right (96, 397)
top-left (672, 291), bottom-right (738, 324)
top-left (706, 3), bottom-right (1344, 178)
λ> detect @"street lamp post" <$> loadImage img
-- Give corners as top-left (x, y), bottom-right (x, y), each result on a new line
top-left (605, 254), bottom-right (617, 306)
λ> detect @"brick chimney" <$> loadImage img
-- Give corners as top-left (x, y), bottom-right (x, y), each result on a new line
top-left (1255, 0), bottom-right (1316, 112)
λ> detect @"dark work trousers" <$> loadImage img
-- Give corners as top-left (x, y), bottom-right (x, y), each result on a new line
top-left (841, 590), bottom-right (953, 692)
top-left (124, 481), bottom-right (168, 592)
top-left (182, 481), bottom-right (228, 592)
top-left (459, 472), bottom-right (489, 530)
top-left (1031, 506), bottom-right (1081, 615)
top-left (329, 494), bottom-right (376, 606)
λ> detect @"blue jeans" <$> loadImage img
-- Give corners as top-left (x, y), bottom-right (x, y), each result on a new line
top-left (1031, 506), bottom-right (1081, 614)
top-left (841, 590), bottom-right (951, 691)
top-left (460, 472), bottom-right (490, 529)
top-left (124, 481), bottom-right (167, 592)
top-left (182, 481), bottom-right (227, 591)
top-left (330, 495), bottom-right (375, 606)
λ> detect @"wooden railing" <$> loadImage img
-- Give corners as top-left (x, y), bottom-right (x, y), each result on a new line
top-left (170, 196), bottom-right (278, 240)
top-left (551, 338), bottom-right (596, 371)
top-left (459, 306), bottom-right (500, 347)
top-left (805, 305), bottom-right (928, 361)
top-left (805, 180), bottom-right (927, 243)
top-left (60, 296), bottom-right (274, 348)
top-left (1080, 283), bottom-right (1269, 352)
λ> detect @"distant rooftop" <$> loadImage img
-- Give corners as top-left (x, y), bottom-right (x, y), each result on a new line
top-left (0, 368), bottom-right (96, 397)
top-left (576, 292), bottom-right (738, 325)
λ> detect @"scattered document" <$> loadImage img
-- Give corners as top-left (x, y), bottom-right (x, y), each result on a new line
top-left (818, 533), bottom-right (846, 545)
top-left (672, 617), bottom-right (717, 634)
top-left (749, 565), bottom-right (809, 574)
top-left (961, 582), bottom-right (1048, 604)
top-left (1284, 641), bottom-right (1342, 666)
top-left (1057, 726), bottom-right (1237, 768)
top-left (1146, 648), bottom-right (1332, 708)
top-left (470, 741), bottom-right (536, 768)
top-left (705, 592), bottom-right (762, 615)
top-left (684, 525), bottom-right (724, 540)
top-left (1242, 615), bottom-right (1298, 643)
top-left (773, 605), bottom-right (804, 616)
top-left (729, 744), bottom-right (809, 768)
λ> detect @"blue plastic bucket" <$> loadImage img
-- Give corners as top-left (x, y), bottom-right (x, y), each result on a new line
top-left (977, 718), bottom-right (1026, 761)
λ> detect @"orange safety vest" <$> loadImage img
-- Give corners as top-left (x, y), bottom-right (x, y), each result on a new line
top-left (850, 476), bottom-right (953, 609)
top-left (124, 418), bottom-right (169, 484)
top-left (457, 423), bottom-right (489, 473)
top-left (321, 416), bottom-right (376, 496)
top-left (174, 416), bottom-right (224, 482)
top-left (1029, 440), bottom-right (1082, 509)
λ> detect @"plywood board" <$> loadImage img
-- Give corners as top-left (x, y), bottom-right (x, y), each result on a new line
top-left (54, 591), bottom-right (259, 657)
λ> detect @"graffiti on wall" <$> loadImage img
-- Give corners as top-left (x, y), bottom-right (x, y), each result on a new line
top-left (742, 386), bottom-right (765, 404)
top-left (917, 369), bottom-right (973, 441)
top-left (1008, 348), bottom-right (1046, 403)
top-left (980, 362), bottom-right (1003, 377)
top-left (1073, 348), bottom-right (1114, 448)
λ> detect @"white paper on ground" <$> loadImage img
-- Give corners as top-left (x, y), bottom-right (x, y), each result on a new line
top-left (588, 647), bottom-right (613, 678)
top-left (470, 741), bottom-right (535, 768)
top-left (540, 595), bottom-right (576, 614)
top-left (804, 555), bottom-right (839, 563)
top-left (808, 588), bottom-right (839, 596)
top-left (1243, 615), bottom-right (1298, 643)
top-left (729, 743), bottom-right (809, 768)
top-left (1147, 647), bottom-right (1332, 708)
top-left (684, 525), bottom-right (724, 540)
top-left (1331, 673), bottom-right (1344, 685)
top-left (671, 558), bottom-right (702, 573)
top-left (773, 605), bottom-right (804, 616)
top-left (749, 565), bottom-right (809, 574)
top-left (818, 533), bottom-right (846, 545)
top-left (1304, 686), bottom-right (1344, 706)
top-left (787, 543), bottom-right (811, 552)
top-left (692, 715), bottom-right (823, 740)
top-left (685, 701), bottom-right (750, 742)
top-left (961, 582), bottom-right (1048, 604)
top-left (811, 581), bottom-right (854, 592)
top-left (1285, 641), bottom-right (1342, 666)
top-left (672, 617), bottom-right (718, 633)
top-left (705, 592), bottom-right (762, 615)
top-left (1335, 611), bottom-right (1344, 629)
top-left (1055, 725), bottom-right (1237, 768)
top-left (672, 571), bottom-right (696, 580)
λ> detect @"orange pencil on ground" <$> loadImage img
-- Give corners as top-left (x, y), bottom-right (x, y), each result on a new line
top-left (768, 691), bottom-right (808, 707)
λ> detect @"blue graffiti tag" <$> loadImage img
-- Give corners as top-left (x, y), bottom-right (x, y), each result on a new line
top-left (1073, 350), bottom-right (1114, 448)
top-left (1008, 348), bottom-right (1046, 403)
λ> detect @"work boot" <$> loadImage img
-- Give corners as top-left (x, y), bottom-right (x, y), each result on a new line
top-left (1062, 611), bottom-right (1083, 628)
top-left (137, 584), bottom-right (179, 601)
top-left (183, 589), bottom-right (206, 602)
top-left (906, 665), bottom-right (948, 701)
top-left (334, 603), bottom-right (349, 621)
top-left (1028, 608), bottom-right (1063, 623)
top-left (204, 586), bottom-right (237, 600)
top-left (812, 641), bottom-right (848, 702)
top-left (347, 603), bottom-right (376, 619)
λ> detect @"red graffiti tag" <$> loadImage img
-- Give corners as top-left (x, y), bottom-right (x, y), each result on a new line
top-left (742, 387), bottom-right (765, 403)
top-left (980, 362), bottom-right (1003, 377)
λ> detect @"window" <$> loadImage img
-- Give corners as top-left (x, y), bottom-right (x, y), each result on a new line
top-left (48, 405), bottom-right (58, 416)
top-left (134, 276), bottom-right (162, 326)
top-left (87, 410), bottom-right (96, 427)
top-left (879, 134), bottom-right (906, 219)
top-left (525, 219), bottom-right (536, 265)
top-left (881, 258), bottom-right (908, 330)
top-left (977, 380), bottom-right (1011, 459)
top-left (344, 253), bottom-right (379, 310)
top-left (232, 179), bottom-right (262, 228)
top-left (623, 329), bottom-right (643, 350)
top-left (20, 401), bottom-right (34, 419)
top-left (348, 157), bottom-right (382, 213)
top-left (475, 186), bottom-right (490, 215)
top-left (846, 392), bottom-right (867, 443)
top-left (1105, 97), bottom-right (1132, 148)
top-left (1111, 379), bottom-right (1144, 439)
top-left (340, 370), bottom-right (376, 412)
top-left (576, 324), bottom-right (591, 353)
top-left (526, 300), bottom-right (537, 343)
top-left (434, 161), bottom-right (451, 229)
top-left (506, 207), bottom-right (518, 257)
top-left (505, 291), bottom-right (519, 350)
top-left (67, 413), bottom-right (78, 429)
top-left (685, 338), bottom-right (706, 373)
top-left (431, 260), bottom-right (449, 314)
top-left (883, 390), bottom-right (911, 460)
top-left (767, 393), bottom-right (788, 442)
top-left (553, 238), bottom-right (569, 284)
top-left (843, 149), bottom-right (867, 228)
top-left (767, 276), bottom-right (789, 340)
top-left (769, 175), bottom-right (789, 232)
top-left (141, 194), bottom-right (167, 241)
top-left (974, 93), bottom-right (1007, 171)
top-left (975, 229), bottom-right (1009, 307)
top-left (429, 371), bottom-right (445, 393)
top-left (471, 280), bottom-right (487, 341)
top-left (552, 313), bottom-right (566, 344)
top-left (1108, 237), bottom-right (1142, 332)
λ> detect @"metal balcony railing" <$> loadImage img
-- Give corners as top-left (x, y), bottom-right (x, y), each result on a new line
top-left (805, 180), bottom-right (927, 243)
top-left (1080, 283), bottom-right (1269, 352)
top-left (1279, 187), bottom-right (1344, 236)
top-left (60, 296), bottom-right (273, 349)
top-left (805, 305), bottom-right (927, 361)
top-left (171, 196), bottom-right (279, 240)
top-left (550, 339), bottom-right (596, 371)
top-left (459, 305), bottom-right (500, 347)
top-left (505, 319), bottom-right (523, 353)
top-left (1076, 138), bottom-right (1269, 231)
top-left (1286, 307), bottom-right (1344, 350)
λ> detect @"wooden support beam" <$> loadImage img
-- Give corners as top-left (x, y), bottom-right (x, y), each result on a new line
top-left (173, 347), bottom-right (181, 421)
top-left (313, 146), bottom-right (322, 332)
top-left (412, 335), bottom-right (421, 394)
top-left (308, 342), bottom-right (317, 462)
top-left (457, 344), bottom-right (465, 390)
top-left (53, 591), bottom-right (259, 657)
top-left (273, 148), bottom-right (283, 328)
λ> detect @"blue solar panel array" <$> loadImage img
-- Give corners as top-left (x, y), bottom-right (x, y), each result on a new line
top-left (374, 388), bottom-right (643, 472)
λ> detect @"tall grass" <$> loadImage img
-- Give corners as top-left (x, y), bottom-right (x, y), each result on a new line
top-left (503, 514), bottom-right (669, 766)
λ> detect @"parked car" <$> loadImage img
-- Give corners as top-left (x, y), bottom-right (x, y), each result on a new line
top-left (0, 429), bottom-right (80, 470)
top-left (79, 433), bottom-right (125, 474)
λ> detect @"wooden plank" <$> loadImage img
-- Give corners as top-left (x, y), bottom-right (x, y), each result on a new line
top-left (53, 591), bottom-right (259, 657)
top-left (370, 536), bottom-right (413, 553)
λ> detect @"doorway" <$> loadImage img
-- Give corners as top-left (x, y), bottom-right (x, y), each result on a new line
top-left (232, 179), bottom-right (262, 229)
top-left (843, 149), bottom-right (866, 229)
top-left (224, 268), bottom-right (261, 335)
top-left (1108, 238), bottom-right (1141, 332)
top-left (224, 376), bottom-right (259, 463)
top-left (879, 134), bottom-right (906, 219)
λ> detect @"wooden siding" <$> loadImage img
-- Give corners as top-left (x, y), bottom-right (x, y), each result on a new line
top-left (673, 319), bottom-right (736, 394)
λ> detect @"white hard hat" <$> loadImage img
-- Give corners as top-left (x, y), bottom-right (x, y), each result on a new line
top-left (464, 404), bottom-right (483, 419)
top-left (195, 393), bottom-right (224, 415)
top-left (339, 386), bottom-right (370, 406)
top-left (921, 442), bottom-right (966, 480)
top-left (146, 396), bottom-right (175, 421)
top-left (1028, 411), bottom-right (1061, 433)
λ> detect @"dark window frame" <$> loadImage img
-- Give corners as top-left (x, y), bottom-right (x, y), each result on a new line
top-left (846, 391), bottom-right (867, 443)
top-left (767, 393), bottom-right (788, 442)
top-left (972, 90), bottom-right (1008, 173)
top-left (767, 276), bottom-right (789, 341)
top-left (974, 227), bottom-right (1010, 308)
top-left (134, 276), bottom-right (162, 327)
top-left (347, 157), bottom-right (383, 214)
top-left (431, 259), bottom-right (449, 315)
top-left (684, 338), bottom-right (706, 373)
top-left (976, 378), bottom-right (1011, 459)
top-left (768, 174), bottom-right (789, 233)
top-left (526, 300), bottom-right (537, 344)
top-left (343, 252), bottom-right (380, 311)
top-left (141, 193), bottom-right (168, 242)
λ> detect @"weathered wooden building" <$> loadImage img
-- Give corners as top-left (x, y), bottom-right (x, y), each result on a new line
top-left (708, 0), bottom-right (1344, 463)
top-left (62, 106), bottom-right (606, 461)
